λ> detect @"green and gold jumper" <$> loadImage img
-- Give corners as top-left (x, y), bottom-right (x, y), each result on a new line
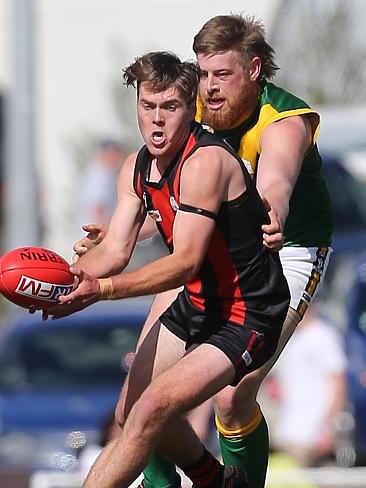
top-left (196, 80), bottom-right (334, 247)
top-left (194, 81), bottom-right (334, 488)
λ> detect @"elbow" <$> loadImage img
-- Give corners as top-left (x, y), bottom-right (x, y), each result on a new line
top-left (106, 250), bottom-right (131, 275)
top-left (180, 257), bottom-right (202, 283)
top-left (171, 247), bottom-right (204, 285)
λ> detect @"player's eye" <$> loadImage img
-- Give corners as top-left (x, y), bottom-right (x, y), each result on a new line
top-left (142, 102), bottom-right (153, 110)
top-left (217, 72), bottom-right (230, 79)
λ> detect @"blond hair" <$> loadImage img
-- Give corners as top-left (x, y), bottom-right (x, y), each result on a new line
top-left (193, 14), bottom-right (279, 80)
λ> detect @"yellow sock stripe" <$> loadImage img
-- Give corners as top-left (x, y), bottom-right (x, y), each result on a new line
top-left (215, 404), bottom-right (262, 438)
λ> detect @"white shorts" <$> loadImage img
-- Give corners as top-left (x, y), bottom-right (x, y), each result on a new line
top-left (279, 246), bottom-right (332, 316)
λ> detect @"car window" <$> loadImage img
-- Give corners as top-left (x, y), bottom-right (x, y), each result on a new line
top-left (0, 321), bottom-right (140, 390)
top-left (323, 159), bottom-right (366, 231)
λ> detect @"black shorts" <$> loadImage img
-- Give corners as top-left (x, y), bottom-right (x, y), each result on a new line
top-left (160, 291), bottom-right (286, 386)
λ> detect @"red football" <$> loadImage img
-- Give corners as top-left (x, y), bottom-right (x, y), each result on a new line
top-left (0, 246), bottom-right (74, 309)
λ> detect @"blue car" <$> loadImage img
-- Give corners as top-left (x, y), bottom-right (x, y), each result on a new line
top-left (321, 153), bottom-right (366, 257)
top-left (345, 258), bottom-right (366, 465)
top-left (0, 298), bottom-right (151, 471)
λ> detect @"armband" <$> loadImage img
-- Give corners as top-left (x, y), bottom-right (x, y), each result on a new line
top-left (98, 278), bottom-right (114, 299)
top-left (179, 203), bottom-right (217, 220)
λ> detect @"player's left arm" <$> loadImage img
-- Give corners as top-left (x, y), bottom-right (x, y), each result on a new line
top-left (257, 115), bottom-right (313, 248)
top-left (59, 148), bottom-right (226, 304)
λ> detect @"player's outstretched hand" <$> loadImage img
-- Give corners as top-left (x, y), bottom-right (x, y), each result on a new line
top-left (44, 267), bottom-right (101, 320)
top-left (261, 196), bottom-right (284, 252)
top-left (72, 223), bottom-right (107, 263)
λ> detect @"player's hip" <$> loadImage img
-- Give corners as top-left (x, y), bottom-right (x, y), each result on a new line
top-left (160, 290), bottom-right (288, 385)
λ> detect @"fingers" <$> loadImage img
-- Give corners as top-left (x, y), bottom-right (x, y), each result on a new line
top-left (263, 233), bottom-right (283, 252)
top-left (72, 241), bottom-right (89, 255)
top-left (82, 223), bottom-right (103, 242)
top-left (28, 295), bottom-right (82, 321)
top-left (81, 223), bottom-right (101, 234)
top-left (72, 223), bottom-right (104, 258)
top-left (28, 305), bottom-right (38, 315)
top-left (28, 305), bottom-right (50, 321)
top-left (262, 222), bottom-right (280, 233)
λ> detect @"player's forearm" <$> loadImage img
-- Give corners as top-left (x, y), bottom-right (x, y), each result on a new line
top-left (260, 181), bottom-right (292, 228)
top-left (99, 253), bottom-right (197, 300)
top-left (75, 241), bottom-right (129, 278)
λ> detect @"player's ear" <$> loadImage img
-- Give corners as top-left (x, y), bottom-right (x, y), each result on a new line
top-left (249, 57), bottom-right (261, 81)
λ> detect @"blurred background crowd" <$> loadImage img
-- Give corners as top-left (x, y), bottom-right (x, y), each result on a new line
top-left (0, 0), bottom-right (365, 487)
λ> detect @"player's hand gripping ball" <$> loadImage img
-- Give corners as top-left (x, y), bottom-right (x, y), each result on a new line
top-left (0, 246), bottom-right (74, 309)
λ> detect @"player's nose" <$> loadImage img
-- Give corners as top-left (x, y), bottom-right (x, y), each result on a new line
top-left (206, 74), bottom-right (219, 94)
top-left (153, 108), bottom-right (164, 126)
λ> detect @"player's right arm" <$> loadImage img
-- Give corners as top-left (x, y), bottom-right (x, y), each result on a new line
top-left (73, 152), bottom-right (147, 277)
top-left (55, 146), bottom-right (230, 310)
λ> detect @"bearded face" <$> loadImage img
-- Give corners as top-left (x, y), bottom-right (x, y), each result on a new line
top-left (197, 50), bottom-right (260, 130)
top-left (198, 88), bottom-right (254, 130)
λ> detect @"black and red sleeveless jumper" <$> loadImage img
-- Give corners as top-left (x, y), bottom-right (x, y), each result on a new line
top-left (133, 123), bottom-right (289, 344)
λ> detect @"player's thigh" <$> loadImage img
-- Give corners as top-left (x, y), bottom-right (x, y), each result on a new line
top-left (252, 246), bottom-right (332, 380)
top-left (244, 246), bottom-right (332, 390)
top-left (119, 320), bottom-right (187, 419)
top-left (136, 288), bottom-right (182, 349)
top-left (213, 248), bottom-right (332, 416)
top-left (138, 343), bottom-right (235, 417)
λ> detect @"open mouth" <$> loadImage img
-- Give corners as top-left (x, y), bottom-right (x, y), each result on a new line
top-left (151, 131), bottom-right (165, 147)
top-left (207, 98), bottom-right (225, 110)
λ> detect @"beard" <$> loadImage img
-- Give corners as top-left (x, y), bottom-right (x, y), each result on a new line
top-left (199, 86), bottom-right (257, 131)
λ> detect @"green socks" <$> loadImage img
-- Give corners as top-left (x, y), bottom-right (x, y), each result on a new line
top-left (143, 453), bottom-right (180, 488)
top-left (142, 407), bottom-right (269, 488)
top-left (216, 407), bottom-right (269, 488)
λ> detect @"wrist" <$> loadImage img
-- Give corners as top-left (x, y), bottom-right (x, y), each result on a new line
top-left (98, 278), bottom-right (114, 300)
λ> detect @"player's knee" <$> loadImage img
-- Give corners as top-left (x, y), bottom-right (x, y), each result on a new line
top-left (214, 377), bottom-right (262, 426)
top-left (129, 393), bottom-right (171, 437)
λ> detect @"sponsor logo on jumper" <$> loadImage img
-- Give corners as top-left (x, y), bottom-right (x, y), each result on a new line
top-left (201, 124), bottom-right (214, 133)
top-left (148, 209), bottom-right (162, 222)
top-left (15, 275), bottom-right (73, 301)
top-left (169, 196), bottom-right (179, 212)
top-left (142, 192), bottom-right (148, 209)
top-left (241, 158), bottom-right (254, 175)
top-left (242, 350), bottom-right (252, 366)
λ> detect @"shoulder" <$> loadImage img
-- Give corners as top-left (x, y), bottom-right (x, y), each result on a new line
top-left (259, 82), bottom-right (319, 139)
top-left (124, 151), bottom-right (139, 168)
top-left (263, 113), bottom-right (312, 133)
top-left (117, 151), bottom-right (138, 175)
top-left (116, 151), bottom-right (139, 188)
top-left (184, 145), bottom-right (231, 174)
top-left (261, 81), bottom-right (312, 111)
